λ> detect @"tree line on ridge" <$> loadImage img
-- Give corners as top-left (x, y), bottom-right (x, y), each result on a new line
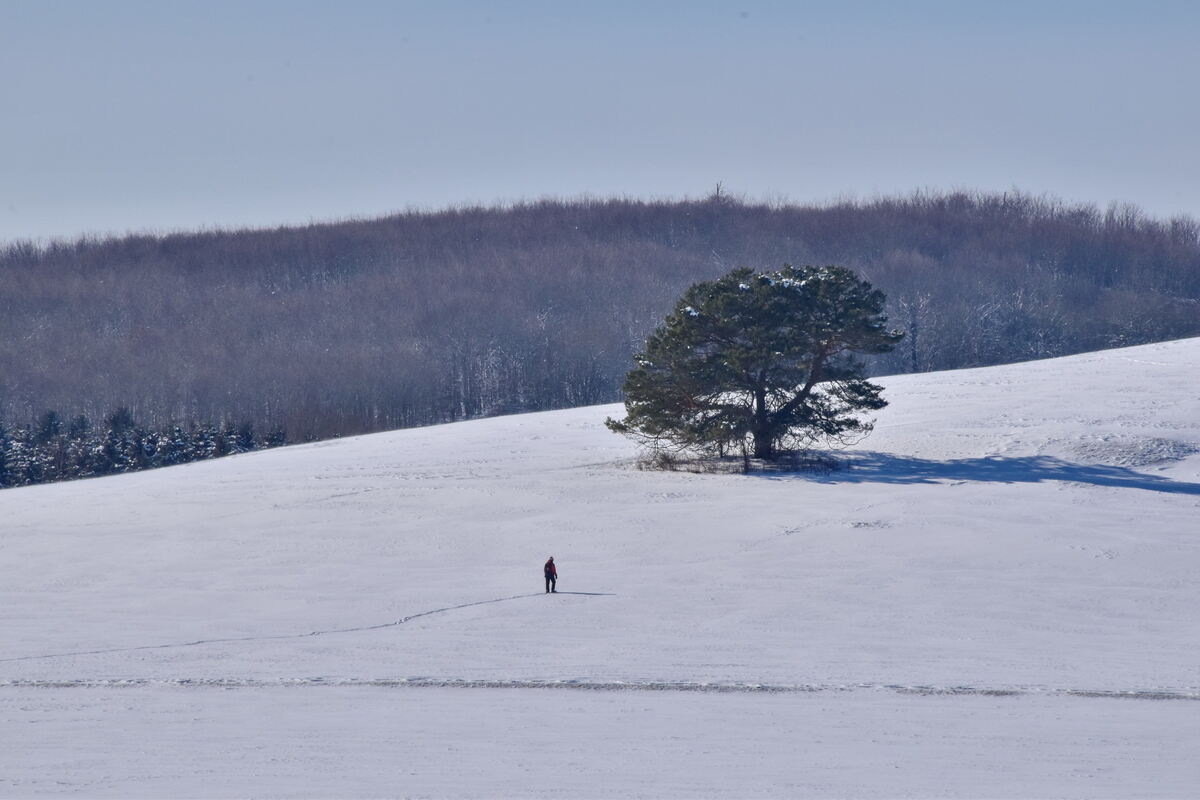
top-left (0, 189), bottom-right (1196, 486)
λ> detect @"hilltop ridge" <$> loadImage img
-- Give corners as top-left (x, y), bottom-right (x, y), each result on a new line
top-left (3, 191), bottom-right (1197, 441)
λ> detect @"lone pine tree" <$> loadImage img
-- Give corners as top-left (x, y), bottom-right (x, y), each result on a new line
top-left (607, 265), bottom-right (903, 460)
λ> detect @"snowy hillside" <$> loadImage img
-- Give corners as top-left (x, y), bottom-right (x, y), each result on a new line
top-left (2, 339), bottom-right (1199, 798)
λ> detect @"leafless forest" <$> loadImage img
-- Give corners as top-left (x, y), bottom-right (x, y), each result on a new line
top-left (2, 190), bottom-right (1197, 445)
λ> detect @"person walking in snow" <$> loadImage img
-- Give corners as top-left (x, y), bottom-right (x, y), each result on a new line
top-left (544, 556), bottom-right (557, 593)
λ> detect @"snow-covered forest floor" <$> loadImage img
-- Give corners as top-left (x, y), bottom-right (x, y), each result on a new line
top-left (2, 339), bottom-right (1198, 798)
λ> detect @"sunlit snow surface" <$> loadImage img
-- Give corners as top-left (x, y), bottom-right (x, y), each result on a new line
top-left (2, 340), bottom-right (1198, 798)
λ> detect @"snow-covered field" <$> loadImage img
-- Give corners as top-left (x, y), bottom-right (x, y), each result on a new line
top-left (2, 339), bottom-right (1198, 798)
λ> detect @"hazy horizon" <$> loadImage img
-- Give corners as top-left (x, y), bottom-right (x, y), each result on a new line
top-left (3, 0), bottom-right (1198, 244)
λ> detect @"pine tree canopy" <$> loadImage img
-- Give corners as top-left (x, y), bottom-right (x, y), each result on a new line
top-left (606, 265), bottom-right (904, 460)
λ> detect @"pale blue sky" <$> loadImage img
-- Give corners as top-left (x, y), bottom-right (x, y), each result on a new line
top-left (2, 0), bottom-right (1198, 242)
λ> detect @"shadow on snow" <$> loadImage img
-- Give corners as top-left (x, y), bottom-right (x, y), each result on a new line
top-left (757, 452), bottom-right (1200, 495)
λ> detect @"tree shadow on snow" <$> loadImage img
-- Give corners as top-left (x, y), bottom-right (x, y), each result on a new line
top-left (757, 452), bottom-right (1200, 495)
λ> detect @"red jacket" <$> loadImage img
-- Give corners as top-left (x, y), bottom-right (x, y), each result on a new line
top-left (544, 559), bottom-right (557, 578)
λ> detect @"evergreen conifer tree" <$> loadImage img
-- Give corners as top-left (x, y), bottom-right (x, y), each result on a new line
top-left (233, 421), bottom-right (256, 454)
top-left (607, 265), bottom-right (903, 460)
top-left (35, 410), bottom-right (63, 444)
top-left (10, 427), bottom-right (40, 484)
top-left (162, 426), bottom-right (193, 465)
top-left (67, 415), bottom-right (91, 440)
top-left (193, 425), bottom-right (219, 460)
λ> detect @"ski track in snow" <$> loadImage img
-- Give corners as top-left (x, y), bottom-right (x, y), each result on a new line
top-left (0, 591), bottom-right (574, 664)
top-left (0, 677), bottom-right (1195, 701)
top-left (3, 589), bottom-right (1193, 703)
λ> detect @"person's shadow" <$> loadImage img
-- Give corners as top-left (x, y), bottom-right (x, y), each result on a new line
top-left (757, 452), bottom-right (1200, 495)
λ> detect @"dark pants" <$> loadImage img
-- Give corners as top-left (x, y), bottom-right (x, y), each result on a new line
top-left (545, 574), bottom-right (556, 592)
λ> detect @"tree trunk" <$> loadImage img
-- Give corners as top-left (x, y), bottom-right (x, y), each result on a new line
top-left (752, 427), bottom-right (774, 460)
top-left (752, 386), bottom-right (772, 459)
